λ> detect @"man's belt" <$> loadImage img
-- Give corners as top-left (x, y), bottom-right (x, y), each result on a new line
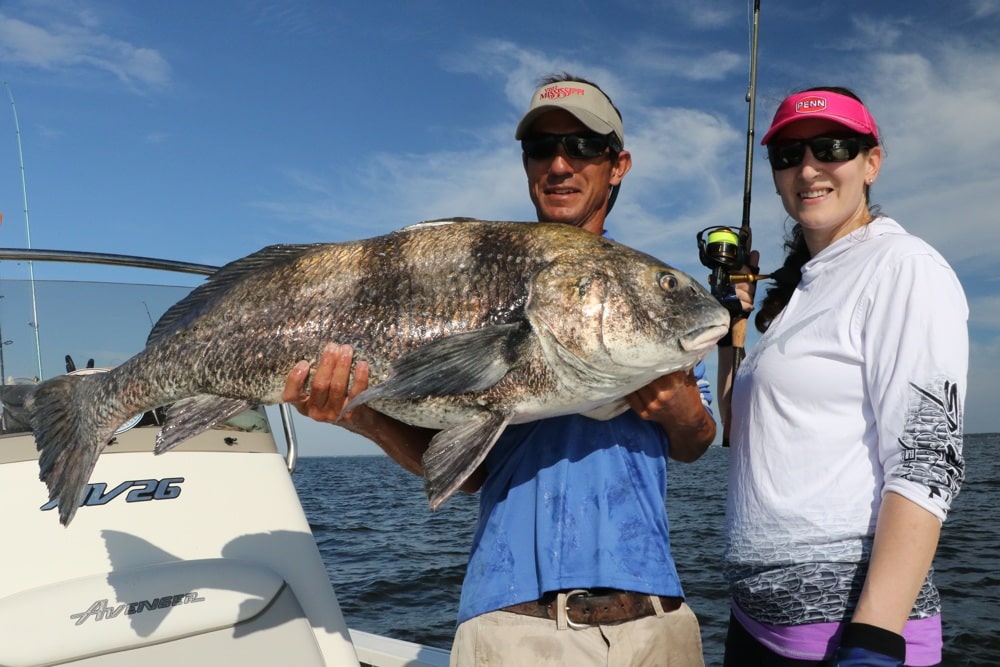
top-left (501, 588), bottom-right (683, 627)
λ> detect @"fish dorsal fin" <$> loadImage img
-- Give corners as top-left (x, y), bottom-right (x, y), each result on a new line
top-left (148, 244), bottom-right (317, 344)
top-left (399, 217), bottom-right (482, 231)
top-left (345, 321), bottom-right (533, 409)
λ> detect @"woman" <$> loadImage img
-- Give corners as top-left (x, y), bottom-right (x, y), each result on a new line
top-left (720, 87), bottom-right (968, 666)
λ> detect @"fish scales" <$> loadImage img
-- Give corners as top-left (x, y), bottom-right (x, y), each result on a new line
top-left (341, 223), bottom-right (539, 365)
top-left (28, 219), bottom-right (730, 525)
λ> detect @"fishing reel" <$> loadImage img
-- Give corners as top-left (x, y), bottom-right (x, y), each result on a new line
top-left (696, 225), bottom-right (768, 317)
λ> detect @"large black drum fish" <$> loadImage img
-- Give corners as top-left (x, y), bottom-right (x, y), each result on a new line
top-left (29, 218), bottom-right (729, 525)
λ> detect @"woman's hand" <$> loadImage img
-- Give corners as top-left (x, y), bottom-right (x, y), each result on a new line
top-left (732, 249), bottom-right (761, 315)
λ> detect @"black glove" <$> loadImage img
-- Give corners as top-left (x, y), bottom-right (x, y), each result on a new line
top-left (827, 623), bottom-right (905, 667)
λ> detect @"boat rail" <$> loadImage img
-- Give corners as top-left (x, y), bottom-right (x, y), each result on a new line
top-left (0, 247), bottom-right (220, 275)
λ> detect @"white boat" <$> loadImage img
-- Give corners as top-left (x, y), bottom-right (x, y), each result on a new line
top-left (0, 248), bottom-right (450, 667)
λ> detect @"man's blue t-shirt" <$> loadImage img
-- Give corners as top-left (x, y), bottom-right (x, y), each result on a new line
top-left (456, 361), bottom-right (712, 624)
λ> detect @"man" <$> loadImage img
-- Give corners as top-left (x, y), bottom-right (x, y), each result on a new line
top-left (283, 74), bottom-right (714, 666)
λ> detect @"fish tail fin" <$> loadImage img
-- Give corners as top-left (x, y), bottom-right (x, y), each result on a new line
top-left (28, 374), bottom-right (116, 526)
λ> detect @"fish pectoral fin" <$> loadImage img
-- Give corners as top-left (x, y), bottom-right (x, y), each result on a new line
top-left (346, 322), bottom-right (532, 409)
top-left (580, 399), bottom-right (629, 421)
top-left (154, 396), bottom-right (253, 454)
top-left (422, 411), bottom-right (511, 511)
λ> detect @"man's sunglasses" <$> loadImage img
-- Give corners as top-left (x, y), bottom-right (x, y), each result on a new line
top-left (521, 133), bottom-right (620, 160)
top-left (767, 136), bottom-right (869, 171)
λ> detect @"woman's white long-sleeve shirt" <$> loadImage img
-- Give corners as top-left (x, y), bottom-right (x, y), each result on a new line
top-left (725, 216), bottom-right (968, 625)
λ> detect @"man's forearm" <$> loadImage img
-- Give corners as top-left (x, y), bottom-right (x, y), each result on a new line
top-left (365, 417), bottom-right (486, 492)
top-left (359, 416), bottom-right (435, 477)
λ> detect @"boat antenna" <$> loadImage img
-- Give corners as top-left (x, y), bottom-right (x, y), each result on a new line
top-left (142, 300), bottom-right (155, 328)
top-left (4, 82), bottom-right (44, 380)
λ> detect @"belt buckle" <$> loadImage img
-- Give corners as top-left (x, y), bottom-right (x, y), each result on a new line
top-left (564, 588), bottom-right (591, 630)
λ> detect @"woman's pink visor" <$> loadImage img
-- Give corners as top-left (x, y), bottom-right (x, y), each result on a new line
top-left (761, 91), bottom-right (879, 145)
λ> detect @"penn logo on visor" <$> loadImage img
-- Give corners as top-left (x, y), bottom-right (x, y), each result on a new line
top-left (794, 96), bottom-right (828, 114)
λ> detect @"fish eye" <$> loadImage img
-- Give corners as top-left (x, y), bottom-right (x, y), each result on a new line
top-left (657, 271), bottom-right (678, 291)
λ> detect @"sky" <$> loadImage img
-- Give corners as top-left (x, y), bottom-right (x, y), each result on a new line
top-left (0, 0), bottom-right (997, 457)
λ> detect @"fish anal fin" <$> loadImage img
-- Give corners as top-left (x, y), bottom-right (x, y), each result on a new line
top-left (154, 396), bottom-right (253, 454)
top-left (422, 411), bottom-right (511, 511)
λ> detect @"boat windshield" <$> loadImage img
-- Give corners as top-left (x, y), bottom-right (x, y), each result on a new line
top-left (0, 267), bottom-right (270, 437)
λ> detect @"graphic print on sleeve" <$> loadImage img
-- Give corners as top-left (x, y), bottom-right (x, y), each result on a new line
top-left (894, 377), bottom-right (964, 507)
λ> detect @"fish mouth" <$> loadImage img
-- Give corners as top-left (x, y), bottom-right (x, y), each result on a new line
top-left (681, 323), bottom-right (730, 353)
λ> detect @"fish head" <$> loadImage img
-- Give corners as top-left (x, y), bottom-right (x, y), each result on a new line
top-left (599, 260), bottom-right (730, 373)
top-left (527, 245), bottom-right (730, 389)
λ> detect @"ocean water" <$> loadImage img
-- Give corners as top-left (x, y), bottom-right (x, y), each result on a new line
top-left (293, 433), bottom-right (1000, 666)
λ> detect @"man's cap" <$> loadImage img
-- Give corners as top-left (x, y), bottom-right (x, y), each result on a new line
top-left (761, 90), bottom-right (879, 145)
top-left (515, 80), bottom-right (624, 146)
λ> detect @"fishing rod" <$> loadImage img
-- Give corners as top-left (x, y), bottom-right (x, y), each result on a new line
top-left (4, 82), bottom-right (44, 381)
top-left (695, 0), bottom-right (766, 446)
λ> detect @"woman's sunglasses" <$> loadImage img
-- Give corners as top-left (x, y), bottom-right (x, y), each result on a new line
top-left (767, 136), bottom-right (869, 171)
top-left (521, 133), bottom-right (620, 160)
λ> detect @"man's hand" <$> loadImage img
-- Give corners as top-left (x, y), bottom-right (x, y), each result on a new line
top-left (626, 371), bottom-right (696, 422)
top-left (281, 343), bottom-right (444, 481)
top-left (626, 370), bottom-right (714, 462)
top-left (281, 343), bottom-right (383, 437)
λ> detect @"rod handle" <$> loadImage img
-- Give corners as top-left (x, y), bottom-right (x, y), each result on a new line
top-left (720, 317), bottom-right (748, 447)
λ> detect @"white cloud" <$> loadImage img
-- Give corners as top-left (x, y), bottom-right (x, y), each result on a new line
top-left (624, 39), bottom-right (745, 83)
top-left (864, 44), bottom-right (1000, 265)
top-left (255, 127), bottom-right (534, 240)
top-left (628, 0), bottom-right (742, 29)
top-left (969, 0), bottom-right (1000, 19)
top-left (847, 15), bottom-right (906, 51)
top-left (0, 9), bottom-right (170, 91)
